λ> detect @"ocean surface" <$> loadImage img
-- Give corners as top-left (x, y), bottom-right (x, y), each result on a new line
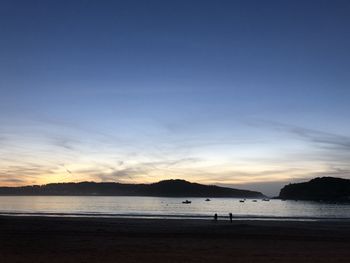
top-left (0, 196), bottom-right (349, 221)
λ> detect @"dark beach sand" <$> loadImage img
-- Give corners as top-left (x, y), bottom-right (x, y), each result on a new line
top-left (1, 216), bottom-right (350, 263)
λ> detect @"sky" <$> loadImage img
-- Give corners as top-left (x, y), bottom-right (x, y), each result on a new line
top-left (1, 0), bottom-right (350, 196)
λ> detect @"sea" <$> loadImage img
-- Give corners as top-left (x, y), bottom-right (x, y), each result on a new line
top-left (0, 196), bottom-right (349, 221)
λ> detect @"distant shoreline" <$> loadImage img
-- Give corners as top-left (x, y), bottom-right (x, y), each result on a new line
top-left (0, 194), bottom-right (266, 197)
top-left (0, 179), bottom-right (265, 198)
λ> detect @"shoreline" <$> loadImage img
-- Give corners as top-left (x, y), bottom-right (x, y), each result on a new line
top-left (1, 212), bottom-right (350, 221)
top-left (1, 215), bottom-right (350, 262)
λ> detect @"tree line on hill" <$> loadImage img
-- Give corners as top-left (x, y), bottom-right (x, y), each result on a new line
top-left (0, 179), bottom-right (264, 198)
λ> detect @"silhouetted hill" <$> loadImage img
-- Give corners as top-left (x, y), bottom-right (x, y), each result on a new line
top-left (279, 177), bottom-right (350, 202)
top-left (0, 179), bottom-right (264, 198)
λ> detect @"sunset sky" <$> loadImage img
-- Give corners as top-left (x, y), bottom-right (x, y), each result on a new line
top-left (1, 0), bottom-right (350, 195)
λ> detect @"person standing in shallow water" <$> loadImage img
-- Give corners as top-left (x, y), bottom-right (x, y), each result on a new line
top-left (214, 213), bottom-right (218, 221)
top-left (229, 213), bottom-right (233, 223)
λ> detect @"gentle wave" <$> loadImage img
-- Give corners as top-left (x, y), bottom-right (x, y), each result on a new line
top-left (2, 211), bottom-right (350, 221)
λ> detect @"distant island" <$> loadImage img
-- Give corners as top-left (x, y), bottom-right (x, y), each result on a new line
top-left (279, 177), bottom-right (350, 202)
top-left (0, 179), bottom-right (265, 198)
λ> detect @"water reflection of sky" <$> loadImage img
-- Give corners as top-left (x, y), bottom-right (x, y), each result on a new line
top-left (0, 196), bottom-right (350, 219)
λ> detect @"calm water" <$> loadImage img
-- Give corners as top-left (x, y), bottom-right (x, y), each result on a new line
top-left (0, 196), bottom-right (350, 220)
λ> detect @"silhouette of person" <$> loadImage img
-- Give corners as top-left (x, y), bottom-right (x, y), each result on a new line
top-left (214, 213), bottom-right (218, 221)
top-left (229, 213), bottom-right (233, 223)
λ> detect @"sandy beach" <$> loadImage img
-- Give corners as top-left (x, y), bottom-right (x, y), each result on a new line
top-left (0, 216), bottom-right (350, 262)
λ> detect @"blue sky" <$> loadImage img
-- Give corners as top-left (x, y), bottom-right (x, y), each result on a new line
top-left (1, 0), bottom-right (350, 195)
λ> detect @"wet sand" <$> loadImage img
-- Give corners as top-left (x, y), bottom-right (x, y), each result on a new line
top-left (1, 216), bottom-right (350, 263)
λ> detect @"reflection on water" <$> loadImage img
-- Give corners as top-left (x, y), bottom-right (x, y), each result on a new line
top-left (0, 196), bottom-right (349, 219)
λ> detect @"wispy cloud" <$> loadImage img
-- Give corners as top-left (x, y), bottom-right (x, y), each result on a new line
top-left (0, 162), bottom-right (56, 186)
top-left (0, 178), bottom-right (26, 184)
top-left (73, 166), bottom-right (149, 183)
top-left (252, 120), bottom-right (350, 152)
top-left (71, 157), bottom-right (203, 183)
top-left (50, 136), bottom-right (80, 151)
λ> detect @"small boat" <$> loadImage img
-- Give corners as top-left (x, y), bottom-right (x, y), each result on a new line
top-left (205, 198), bottom-right (211, 201)
top-left (239, 200), bottom-right (245, 203)
top-left (182, 200), bottom-right (191, 204)
top-left (262, 198), bottom-right (270, 201)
